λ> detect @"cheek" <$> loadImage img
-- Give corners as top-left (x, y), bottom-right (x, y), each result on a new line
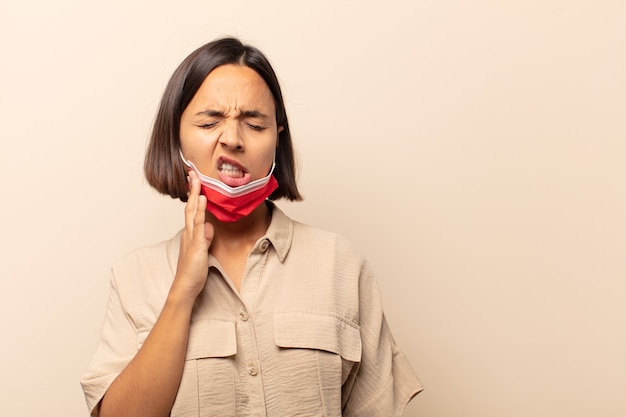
top-left (180, 127), bottom-right (219, 153)
top-left (178, 124), bottom-right (195, 151)
top-left (253, 139), bottom-right (278, 173)
top-left (255, 149), bottom-right (275, 170)
top-left (264, 137), bottom-right (279, 161)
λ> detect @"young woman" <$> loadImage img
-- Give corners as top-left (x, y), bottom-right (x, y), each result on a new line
top-left (81, 37), bottom-right (422, 417)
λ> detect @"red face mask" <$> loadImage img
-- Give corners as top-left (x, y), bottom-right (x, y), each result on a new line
top-left (181, 152), bottom-right (278, 222)
top-left (200, 176), bottom-right (278, 222)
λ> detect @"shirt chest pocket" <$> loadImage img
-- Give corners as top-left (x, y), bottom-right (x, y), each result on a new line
top-left (172, 319), bottom-right (237, 417)
top-left (273, 312), bottom-right (362, 416)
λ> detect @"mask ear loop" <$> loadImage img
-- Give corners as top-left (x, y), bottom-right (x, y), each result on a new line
top-left (269, 152), bottom-right (277, 176)
top-left (179, 149), bottom-right (197, 174)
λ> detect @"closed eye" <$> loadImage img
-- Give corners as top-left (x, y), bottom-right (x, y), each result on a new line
top-left (198, 122), bottom-right (218, 129)
top-left (246, 123), bottom-right (267, 131)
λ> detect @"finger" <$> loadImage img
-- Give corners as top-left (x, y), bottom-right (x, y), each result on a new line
top-left (188, 169), bottom-right (202, 197)
top-left (193, 194), bottom-right (207, 243)
top-left (184, 171), bottom-right (200, 232)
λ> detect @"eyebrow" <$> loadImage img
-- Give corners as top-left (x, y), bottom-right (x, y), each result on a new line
top-left (195, 109), bottom-right (269, 120)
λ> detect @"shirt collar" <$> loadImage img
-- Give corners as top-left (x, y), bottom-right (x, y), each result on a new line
top-left (167, 201), bottom-right (294, 274)
top-left (259, 202), bottom-right (294, 262)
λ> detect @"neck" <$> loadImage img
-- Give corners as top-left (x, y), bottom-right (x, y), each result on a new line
top-left (207, 202), bottom-right (272, 252)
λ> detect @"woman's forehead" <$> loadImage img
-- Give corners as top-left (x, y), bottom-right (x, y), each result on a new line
top-left (188, 64), bottom-right (276, 115)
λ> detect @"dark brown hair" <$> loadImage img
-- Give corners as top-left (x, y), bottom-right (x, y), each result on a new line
top-left (144, 37), bottom-right (302, 202)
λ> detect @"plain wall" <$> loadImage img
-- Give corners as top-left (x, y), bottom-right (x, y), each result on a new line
top-left (1, 1), bottom-right (624, 416)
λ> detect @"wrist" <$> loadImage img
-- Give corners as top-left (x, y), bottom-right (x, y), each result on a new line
top-left (166, 280), bottom-right (200, 311)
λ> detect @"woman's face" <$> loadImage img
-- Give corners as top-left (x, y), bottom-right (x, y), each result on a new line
top-left (180, 64), bottom-right (280, 186)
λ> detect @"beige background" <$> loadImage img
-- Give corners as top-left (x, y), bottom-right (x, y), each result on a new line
top-left (1, 1), bottom-right (625, 416)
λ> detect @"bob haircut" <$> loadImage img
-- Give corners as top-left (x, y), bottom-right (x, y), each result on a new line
top-left (145, 37), bottom-right (302, 202)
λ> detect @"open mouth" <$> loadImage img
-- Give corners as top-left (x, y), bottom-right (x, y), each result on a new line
top-left (219, 161), bottom-right (245, 178)
top-left (217, 157), bottom-right (251, 186)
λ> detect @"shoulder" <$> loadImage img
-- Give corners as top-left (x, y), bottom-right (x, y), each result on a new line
top-left (113, 230), bottom-right (181, 276)
top-left (291, 220), bottom-right (365, 264)
top-left (282, 218), bottom-right (371, 285)
top-left (111, 230), bottom-right (182, 312)
top-left (270, 204), bottom-right (365, 268)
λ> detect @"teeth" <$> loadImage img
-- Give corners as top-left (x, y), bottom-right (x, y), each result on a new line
top-left (221, 163), bottom-right (238, 170)
top-left (219, 162), bottom-right (244, 178)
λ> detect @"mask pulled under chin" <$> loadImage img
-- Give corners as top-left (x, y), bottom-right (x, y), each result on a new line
top-left (180, 151), bottom-right (278, 222)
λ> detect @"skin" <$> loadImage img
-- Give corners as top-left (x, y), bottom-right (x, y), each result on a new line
top-left (99, 64), bottom-right (282, 417)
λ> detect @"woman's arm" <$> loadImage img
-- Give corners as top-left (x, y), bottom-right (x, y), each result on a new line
top-left (99, 171), bottom-right (213, 417)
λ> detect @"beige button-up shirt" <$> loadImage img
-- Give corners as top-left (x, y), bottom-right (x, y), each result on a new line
top-left (81, 204), bottom-right (422, 416)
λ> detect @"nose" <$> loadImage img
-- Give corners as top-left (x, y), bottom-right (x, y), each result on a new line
top-left (219, 121), bottom-right (244, 151)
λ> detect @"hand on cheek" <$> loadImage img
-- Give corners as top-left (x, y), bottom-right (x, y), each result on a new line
top-left (171, 170), bottom-right (214, 301)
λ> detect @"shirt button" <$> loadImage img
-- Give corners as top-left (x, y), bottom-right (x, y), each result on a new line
top-left (239, 309), bottom-right (249, 321)
top-left (247, 360), bottom-right (259, 376)
top-left (259, 239), bottom-right (270, 252)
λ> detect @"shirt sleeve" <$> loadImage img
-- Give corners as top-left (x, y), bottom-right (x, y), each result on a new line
top-left (80, 269), bottom-right (138, 417)
top-left (342, 261), bottom-right (423, 417)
